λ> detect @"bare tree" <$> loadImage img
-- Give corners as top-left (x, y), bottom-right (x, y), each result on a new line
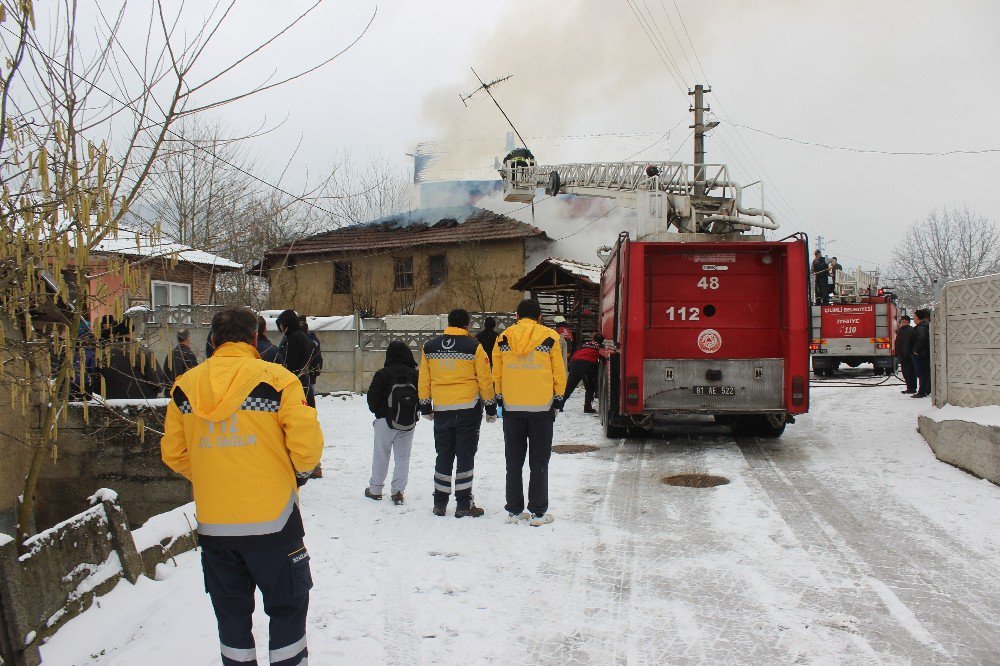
top-left (319, 154), bottom-right (414, 229)
top-left (889, 207), bottom-right (1000, 307)
top-left (0, 0), bottom-right (373, 549)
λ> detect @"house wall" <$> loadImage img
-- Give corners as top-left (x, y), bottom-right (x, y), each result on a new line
top-left (0, 372), bottom-right (29, 538)
top-left (88, 258), bottom-right (218, 324)
top-left (266, 240), bottom-right (528, 317)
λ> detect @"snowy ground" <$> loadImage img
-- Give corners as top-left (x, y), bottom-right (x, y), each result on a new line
top-left (41, 372), bottom-right (1000, 664)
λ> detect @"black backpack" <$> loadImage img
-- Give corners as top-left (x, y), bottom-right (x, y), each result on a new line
top-left (387, 370), bottom-right (418, 431)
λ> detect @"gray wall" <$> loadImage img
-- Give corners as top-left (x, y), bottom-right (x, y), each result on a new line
top-left (933, 273), bottom-right (1000, 408)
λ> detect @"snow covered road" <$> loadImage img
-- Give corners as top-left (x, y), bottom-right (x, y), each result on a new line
top-left (41, 375), bottom-right (1000, 664)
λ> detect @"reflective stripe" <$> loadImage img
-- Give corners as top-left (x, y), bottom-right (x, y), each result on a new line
top-left (433, 399), bottom-right (479, 411)
top-left (455, 470), bottom-right (474, 480)
top-left (270, 636), bottom-right (307, 662)
top-left (434, 482), bottom-right (451, 493)
top-left (198, 491), bottom-right (297, 537)
top-left (454, 480), bottom-right (473, 491)
top-left (221, 643), bottom-right (257, 662)
top-left (502, 399), bottom-right (554, 412)
top-left (434, 472), bottom-right (452, 482)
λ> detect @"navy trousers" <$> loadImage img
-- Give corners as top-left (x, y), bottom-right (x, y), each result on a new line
top-left (503, 415), bottom-right (554, 516)
top-left (433, 405), bottom-right (482, 509)
top-left (202, 541), bottom-right (312, 666)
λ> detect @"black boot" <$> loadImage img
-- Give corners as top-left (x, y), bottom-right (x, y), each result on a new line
top-left (364, 488), bottom-right (382, 501)
top-left (432, 504), bottom-right (447, 516)
top-left (455, 504), bottom-right (485, 518)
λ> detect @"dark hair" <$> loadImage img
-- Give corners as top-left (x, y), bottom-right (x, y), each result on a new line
top-left (899, 315), bottom-right (911, 322)
top-left (299, 316), bottom-right (309, 333)
top-left (915, 308), bottom-right (931, 321)
top-left (814, 249), bottom-right (821, 255)
top-left (176, 328), bottom-right (191, 342)
top-left (211, 307), bottom-right (258, 346)
top-left (516, 299), bottom-right (542, 320)
top-left (447, 308), bottom-right (470, 328)
top-left (593, 333), bottom-right (605, 344)
top-left (483, 316), bottom-right (496, 330)
top-left (258, 316), bottom-right (268, 336)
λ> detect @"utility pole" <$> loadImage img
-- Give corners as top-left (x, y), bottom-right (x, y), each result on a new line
top-left (816, 235), bottom-right (825, 255)
top-left (689, 84), bottom-right (711, 197)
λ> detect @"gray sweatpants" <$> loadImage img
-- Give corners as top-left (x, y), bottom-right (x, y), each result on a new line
top-left (369, 418), bottom-right (415, 495)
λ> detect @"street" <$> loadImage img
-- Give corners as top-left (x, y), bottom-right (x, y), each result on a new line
top-left (42, 373), bottom-right (1000, 664)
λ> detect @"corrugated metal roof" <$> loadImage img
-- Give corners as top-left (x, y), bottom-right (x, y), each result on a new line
top-left (545, 258), bottom-right (603, 285)
top-left (262, 206), bottom-right (548, 260)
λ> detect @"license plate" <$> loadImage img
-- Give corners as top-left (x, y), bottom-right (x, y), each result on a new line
top-left (692, 385), bottom-right (735, 396)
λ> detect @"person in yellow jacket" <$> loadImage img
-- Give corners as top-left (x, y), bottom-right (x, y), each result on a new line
top-left (492, 299), bottom-right (568, 527)
top-left (418, 308), bottom-right (497, 518)
top-left (161, 306), bottom-right (322, 666)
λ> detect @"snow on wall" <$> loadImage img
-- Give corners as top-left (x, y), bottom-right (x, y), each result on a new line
top-left (133, 502), bottom-right (197, 553)
top-left (924, 405), bottom-right (1000, 429)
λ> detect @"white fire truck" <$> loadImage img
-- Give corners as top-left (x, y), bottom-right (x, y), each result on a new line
top-left (810, 267), bottom-right (898, 376)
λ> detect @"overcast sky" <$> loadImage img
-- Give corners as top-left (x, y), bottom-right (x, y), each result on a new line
top-left (95, 0), bottom-right (1000, 270)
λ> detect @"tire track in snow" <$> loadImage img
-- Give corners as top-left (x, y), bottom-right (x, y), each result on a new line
top-left (738, 436), bottom-right (1000, 662)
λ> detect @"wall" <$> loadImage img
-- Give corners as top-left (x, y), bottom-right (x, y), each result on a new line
top-left (267, 240), bottom-right (527, 317)
top-left (35, 403), bottom-right (191, 531)
top-left (88, 257), bottom-right (221, 324)
top-left (933, 273), bottom-right (1000, 408)
top-left (0, 367), bottom-right (29, 539)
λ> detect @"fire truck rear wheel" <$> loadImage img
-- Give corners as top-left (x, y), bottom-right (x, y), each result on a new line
top-left (732, 414), bottom-right (786, 438)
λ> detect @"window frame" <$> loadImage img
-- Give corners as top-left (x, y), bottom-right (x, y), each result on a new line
top-left (393, 256), bottom-right (414, 291)
top-left (429, 254), bottom-right (448, 287)
top-left (150, 280), bottom-right (192, 308)
top-left (333, 261), bottom-right (353, 294)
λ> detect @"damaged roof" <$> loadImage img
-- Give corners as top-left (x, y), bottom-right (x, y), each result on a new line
top-left (260, 206), bottom-right (548, 263)
top-left (512, 256), bottom-right (604, 292)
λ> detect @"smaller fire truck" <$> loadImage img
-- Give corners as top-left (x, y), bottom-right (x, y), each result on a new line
top-left (810, 267), bottom-right (898, 376)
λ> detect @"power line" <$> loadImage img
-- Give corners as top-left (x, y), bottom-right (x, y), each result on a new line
top-left (0, 8), bottom-right (378, 221)
top-left (731, 122), bottom-right (1000, 156)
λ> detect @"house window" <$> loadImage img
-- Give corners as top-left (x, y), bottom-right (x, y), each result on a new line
top-left (429, 254), bottom-right (447, 286)
top-left (394, 257), bottom-right (414, 291)
top-left (151, 280), bottom-right (192, 308)
top-left (333, 261), bottom-right (352, 294)
top-left (286, 256), bottom-right (296, 271)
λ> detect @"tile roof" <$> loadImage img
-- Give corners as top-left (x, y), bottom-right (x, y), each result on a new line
top-left (92, 227), bottom-right (242, 270)
top-left (262, 206), bottom-right (548, 261)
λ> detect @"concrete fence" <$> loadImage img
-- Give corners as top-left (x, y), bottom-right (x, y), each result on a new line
top-left (0, 495), bottom-right (196, 666)
top-left (920, 272), bottom-right (1000, 485)
top-left (133, 308), bottom-right (516, 395)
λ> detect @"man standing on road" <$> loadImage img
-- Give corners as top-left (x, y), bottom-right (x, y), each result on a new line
top-left (418, 308), bottom-right (497, 518)
top-left (493, 299), bottom-right (567, 527)
top-left (161, 306), bottom-right (322, 666)
top-left (475, 316), bottom-right (500, 364)
top-left (563, 333), bottom-right (604, 413)
top-left (256, 315), bottom-right (281, 363)
top-left (276, 309), bottom-right (316, 408)
top-left (894, 315), bottom-right (917, 394)
top-left (162, 328), bottom-right (199, 390)
top-left (910, 308), bottom-right (932, 398)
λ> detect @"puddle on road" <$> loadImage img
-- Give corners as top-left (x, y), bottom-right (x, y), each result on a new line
top-left (661, 473), bottom-right (730, 488)
top-left (552, 444), bottom-right (600, 454)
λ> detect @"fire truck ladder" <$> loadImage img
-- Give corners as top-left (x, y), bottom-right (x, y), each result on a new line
top-left (501, 156), bottom-right (779, 232)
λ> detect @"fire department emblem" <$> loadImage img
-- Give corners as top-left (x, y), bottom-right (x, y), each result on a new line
top-left (697, 328), bottom-right (722, 354)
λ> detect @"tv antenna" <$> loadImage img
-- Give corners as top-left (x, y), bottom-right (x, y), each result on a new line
top-left (461, 68), bottom-right (529, 151)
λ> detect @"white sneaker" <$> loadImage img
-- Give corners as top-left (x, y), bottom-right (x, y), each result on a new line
top-left (529, 513), bottom-right (554, 527)
top-left (504, 511), bottom-right (530, 524)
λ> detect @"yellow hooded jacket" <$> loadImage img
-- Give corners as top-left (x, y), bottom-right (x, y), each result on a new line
top-left (492, 318), bottom-right (568, 415)
top-left (418, 327), bottom-right (496, 415)
top-left (160, 342), bottom-right (323, 548)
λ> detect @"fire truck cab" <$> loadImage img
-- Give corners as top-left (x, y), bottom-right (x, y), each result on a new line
top-left (810, 268), bottom-right (898, 376)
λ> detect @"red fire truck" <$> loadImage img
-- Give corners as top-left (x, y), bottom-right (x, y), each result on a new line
top-left (810, 268), bottom-right (897, 376)
top-left (502, 158), bottom-right (811, 438)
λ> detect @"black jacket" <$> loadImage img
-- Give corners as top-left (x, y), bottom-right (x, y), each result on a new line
top-left (101, 343), bottom-right (162, 399)
top-left (894, 326), bottom-right (914, 360)
top-left (911, 320), bottom-right (930, 358)
top-left (475, 329), bottom-right (499, 360)
top-left (367, 341), bottom-right (418, 422)
top-left (256, 333), bottom-right (280, 363)
top-left (162, 344), bottom-right (199, 386)
top-left (812, 257), bottom-right (830, 284)
top-left (276, 310), bottom-right (313, 379)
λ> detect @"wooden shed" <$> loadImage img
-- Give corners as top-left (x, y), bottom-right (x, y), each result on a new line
top-left (512, 257), bottom-right (602, 343)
